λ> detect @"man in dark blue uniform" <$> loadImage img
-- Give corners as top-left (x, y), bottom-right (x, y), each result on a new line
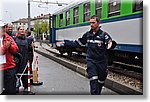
top-left (57, 15), bottom-right (114, 95)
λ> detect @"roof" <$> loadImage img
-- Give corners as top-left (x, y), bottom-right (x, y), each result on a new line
top-left (12, 13), bottom-right (51, 24)
top-left (31, 13), bottom-right (51, 21)
top-left (12, 18), bottom-right (28, 23)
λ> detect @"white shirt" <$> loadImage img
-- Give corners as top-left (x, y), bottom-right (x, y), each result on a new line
top-left (0, 37), bottom-right (6, 64)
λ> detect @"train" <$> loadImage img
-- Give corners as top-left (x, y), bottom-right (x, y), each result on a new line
top-left (49, 0), bottom-right (143, 67)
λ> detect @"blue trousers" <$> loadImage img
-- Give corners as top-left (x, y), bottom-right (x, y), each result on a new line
top-left (86, 61), bottom-right (108, 95)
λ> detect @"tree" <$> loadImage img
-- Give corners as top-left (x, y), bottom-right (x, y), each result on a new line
top-left (34, 20), bottom-right (41, 38)
top-left (41, 20), bottom-right (49, 35)
top-left (33, 20), bottom-right (49, 40)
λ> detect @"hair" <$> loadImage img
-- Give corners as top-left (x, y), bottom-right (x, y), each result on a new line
top-left (90, 15), bottom-right (100, 23)
top-left (17, 26), bottom-right (25, 31)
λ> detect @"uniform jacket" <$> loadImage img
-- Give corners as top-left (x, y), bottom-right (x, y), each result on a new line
top-left (64, 28), bottom-right (112, 63)
top-left (0, 33), bottom-right (18, 70)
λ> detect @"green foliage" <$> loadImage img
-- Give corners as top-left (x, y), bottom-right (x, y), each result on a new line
top-left (41, 20), bottom-right (49, 34)
top-left (33, 20), bottom-right (49, 36)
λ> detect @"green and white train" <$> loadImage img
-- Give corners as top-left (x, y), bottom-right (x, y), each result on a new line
top-left (49, 0), bottom-right (143, 67)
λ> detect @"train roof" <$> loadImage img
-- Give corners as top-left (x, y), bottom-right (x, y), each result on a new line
top-left (52, 0), bottom-right (89, 15)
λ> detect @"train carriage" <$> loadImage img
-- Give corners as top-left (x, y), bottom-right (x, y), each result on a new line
top-left (49, 0), bottom-right (143, 67)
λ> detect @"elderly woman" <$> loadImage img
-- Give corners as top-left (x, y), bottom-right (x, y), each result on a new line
top-left (14, 26), bottom-right (30, 93)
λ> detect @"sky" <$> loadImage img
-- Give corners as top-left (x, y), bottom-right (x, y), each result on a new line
top-left (0, 0), bottom-right (76, 23)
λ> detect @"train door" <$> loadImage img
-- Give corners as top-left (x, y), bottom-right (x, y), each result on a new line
top-left (49, 15), bottom-right (56, 47)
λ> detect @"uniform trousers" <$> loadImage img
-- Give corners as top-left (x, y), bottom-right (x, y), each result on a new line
top-left (86, 60), bottom-right (108, 95)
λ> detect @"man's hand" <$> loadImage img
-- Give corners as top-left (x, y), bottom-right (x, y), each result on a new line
top-left (56, 41), bottom-right (64, 47)
top-left (6, 38), bottom-right (12, 49)
top-left (108, 40), bottom-right (117, 49)
top-left (107, 40), bottom-right (112, 49)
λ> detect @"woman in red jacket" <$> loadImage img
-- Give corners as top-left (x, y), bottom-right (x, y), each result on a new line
top-left (0, 23), bottom-right (18, 95)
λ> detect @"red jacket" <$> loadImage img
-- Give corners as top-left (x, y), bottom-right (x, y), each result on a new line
top-left (0, 33), bottom-right (18, 70)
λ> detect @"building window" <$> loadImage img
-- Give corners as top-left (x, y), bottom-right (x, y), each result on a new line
top-left (59, 14), bottom-right (63, 27)
top-left (133, 0), bottom-right (143, 12)
top-left (108, 0), bottom-right (120, 17)
top-left (95, 0), bottom-right (102, 19)
top-left (73, 7), bottom-right (79, 24)
top-left (84, 2), bottom-right (90, 22)
top-left (66, 11), bottom-right (70, 25)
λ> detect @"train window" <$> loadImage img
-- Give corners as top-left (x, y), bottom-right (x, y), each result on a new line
top-left (74, 7), bottom-right (79, 24)
top-left (133, 0), bottom-right (143, 12)
top-left (66, 11), bottom-right (70, 25)
top-left (53, 15), bottom-right (56, 28)
top-left (95, 0), bottom-right (102, 19)
top-left (59, 14), bottom-right (63, 27)
top-left (108, 0), bottom-right (120, 17)
top-left (84, 2), bottom-right (91, 22)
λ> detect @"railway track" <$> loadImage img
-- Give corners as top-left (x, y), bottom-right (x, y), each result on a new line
top-left (108, 65), bottom-right (142, 80)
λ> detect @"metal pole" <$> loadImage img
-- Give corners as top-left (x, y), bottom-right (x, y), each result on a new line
top-left (28, 0), bottom-right (31, 31)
